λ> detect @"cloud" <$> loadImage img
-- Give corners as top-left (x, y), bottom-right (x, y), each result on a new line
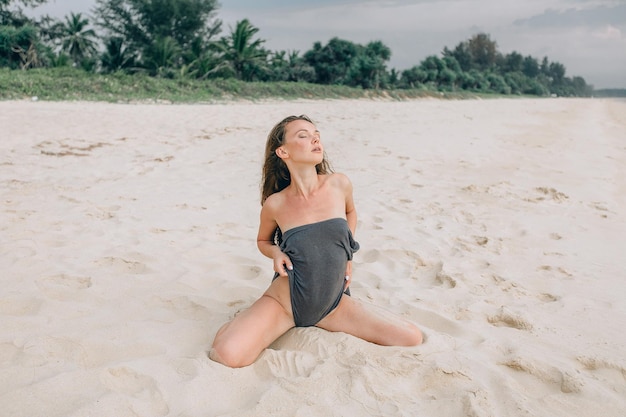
top-left (592, 24), bottom-right (622, 40)
top-left (514, 4), bottom-right (626, 28)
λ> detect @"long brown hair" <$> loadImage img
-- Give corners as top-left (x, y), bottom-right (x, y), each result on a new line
top-left (261, 115), bottom-right (333, 205)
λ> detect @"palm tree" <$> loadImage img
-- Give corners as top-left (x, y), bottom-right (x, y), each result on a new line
top-left (100, 36), bottom-right (135, 73)
top-left (143, 36), bottom-right (180, 77)
top-left (218, 19), bottom-right (267, 81)
top-left (60, 12), bottom-right (97, 66)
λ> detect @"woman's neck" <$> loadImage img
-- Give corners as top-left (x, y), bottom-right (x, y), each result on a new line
top-left (287, 167), bottom-right (321, 199)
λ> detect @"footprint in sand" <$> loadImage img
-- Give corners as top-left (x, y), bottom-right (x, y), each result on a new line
top-left (20, 335), bottom-right (86, 367)
top-left (462, 389), bottom-right (494, 417)
top-left (257, 348), bottom-right (321, 378)
top-left (0, 296), bottom-right (42, 316)
top-left (537, 265), bottom-right (573, 277)
top-left (35, 274), bottom-right (92, 300)
top-left (589, 202), bottom-right (611, 218)
top-left (101, 367), bottom-right (169, 416)
top-left (454, 235), bottom-right (499, 254)
top-left (410, 258), bottom-right (457, 289)
top-left (92, 256), bottom-right (150, 274)
top-left (501, 355), bottom-right (583, 394)
top-left (35, 138), bottom-right (111, 157)
top-left (413, 308), bottom-right (484, 344)
top-left (537, 292), bottom-right (560, 302)
top-left (85, 204), bottom-right (121, 220)
top-left (526, 187), bottom-right (569, 203)
top-left (490, 274), bottom-right (533, 298)
top-left (218, 256), bottom-right (264, 280)
top-left (487, 306), bottom-right (533, 331)
top-left (358, 249), bottom-right (457, 290)
top-left (577, 356), bottom-right (626, 394)
top-left (149, 295), bottom-right (210, 321)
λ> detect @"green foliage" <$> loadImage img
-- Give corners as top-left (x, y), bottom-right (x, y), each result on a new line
top-left (486, 72), bottom-right (511, 94)
top-left (347, 40), bottom-right (391, 89)
top-left (0, 1), bottom-right (597, 98)
top-left (303, 37), bottom-right (392, 88)
top-left (143, 36), bottom-right (180, 77)
top-left (60, 12), bottom-right (98, 66)
top-left (443, 33), bottom-right (497, 72)
top-left (522, 55), bottom-right (539, 78)
top-left (101, 36), bottom-right (136, 73)
top-left (399, 66), bottom-right (427, 88)
top-left (94, 0), bottom-right (221, 74)
top-left (1, 0), bottom-right (47, 26)
top-left (407, 32), bottom-right (591, 96)
top-left (0, 24), bottom-right (48, 68)
top-left (217, 18), bottom-right (267, 81)
top-left (0, 66), bottom-right (477, 101)
top-left (304, 37), bottom-right (359, 85)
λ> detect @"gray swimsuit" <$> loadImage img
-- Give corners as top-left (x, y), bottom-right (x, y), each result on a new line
top-left (273, 218), bottom-right (360, 327)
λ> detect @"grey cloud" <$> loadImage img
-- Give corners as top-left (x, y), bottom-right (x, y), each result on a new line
top-left (514, 4), bottom-right (626, 28)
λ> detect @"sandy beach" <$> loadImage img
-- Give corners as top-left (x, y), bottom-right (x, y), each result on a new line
top-left (1, 97), bottom-right (625, 417)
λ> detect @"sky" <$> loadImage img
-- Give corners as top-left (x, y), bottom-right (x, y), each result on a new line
top-left (27, 0), bottom-right (626, 88)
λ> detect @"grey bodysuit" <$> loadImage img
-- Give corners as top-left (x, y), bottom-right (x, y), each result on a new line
top-left (273, 218), bottom-right (360, 327)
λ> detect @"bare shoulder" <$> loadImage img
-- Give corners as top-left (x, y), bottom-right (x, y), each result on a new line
top-left (262, 191), bottom-right (284, 217)
top-left (326, 172), bottom-right (353, 191)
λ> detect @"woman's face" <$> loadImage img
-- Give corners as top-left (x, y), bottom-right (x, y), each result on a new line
top-left (279, 119), bottom-right (324, 164)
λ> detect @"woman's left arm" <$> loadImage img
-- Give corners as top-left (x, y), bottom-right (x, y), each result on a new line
top-left (338, 173), bottom-right (357, 236)
top-left (336, 173), bottom-right (357, 288)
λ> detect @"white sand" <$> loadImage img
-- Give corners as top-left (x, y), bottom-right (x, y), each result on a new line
top-left (1, 97), bottom-right (625, 417)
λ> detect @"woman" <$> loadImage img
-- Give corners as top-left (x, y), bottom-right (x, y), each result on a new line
top-left (210, 115), bottom-right (422, 368)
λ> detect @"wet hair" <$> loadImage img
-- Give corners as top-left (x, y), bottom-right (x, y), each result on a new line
top-left (260, 115), bottom-right (333, 205)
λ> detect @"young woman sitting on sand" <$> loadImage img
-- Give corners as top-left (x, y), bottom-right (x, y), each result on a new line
top-left (209, 115), bottom-right (423, 368)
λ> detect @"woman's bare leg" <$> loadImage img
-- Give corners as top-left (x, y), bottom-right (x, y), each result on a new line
top-left (316, 295), bottom-right (423, 346)
top-left (210, 276), bottom-right (295, 368)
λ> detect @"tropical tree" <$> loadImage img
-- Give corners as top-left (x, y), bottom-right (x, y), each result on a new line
top-left (278, 50), bottom-right (315, 82)
top-left (444, 33), bottom-right (497, 72)
top-left (442, 42), bottom-right (471, 72)
top-left (60, 12), bottom-right (97, 66)
top-left (1, 0), bottom-right (50, 68)
top-left (1, 0), bottom-right (47, 26)
top-left (548, 61), bottom-right (566, 85)
top-left (100, 35), bottom-right (136, 72)
top-left (399, 65), bottom-right (427, 88)
top-left (486, 72), bottom-right (510, 94)
top-left (419, 55), bottom-right (444, 83)
top-left (180, 36), bottom-right (228, 79)
top-left (346, 40), bottom-right (391, 89)
top-left (467, 33), bottom-right (498, 71)
top-left (218, 18), bottom-right (267, 81)
top-left (501, 51), bottom-right (523, 73)
top-left (143, 35), bottom-right (180, 77)
top-left (94, 0), bottom-right (221, 71)
top-left (304, 37), bottom-right (360, 85)
top-left (522, 55), bottom-right (539, 78)
top-left (0, 23), bottom-right (44, 67)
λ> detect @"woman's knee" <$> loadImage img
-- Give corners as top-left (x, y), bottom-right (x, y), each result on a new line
top-left (209, 337), bottom-right (255, 368)
top-left (403, 323), bottom-right (423, 346)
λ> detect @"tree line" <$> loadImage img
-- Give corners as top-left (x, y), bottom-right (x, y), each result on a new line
top-left (1, 0), bottom-right (592, 97)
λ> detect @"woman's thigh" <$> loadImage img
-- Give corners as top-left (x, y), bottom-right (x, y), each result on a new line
top-left (210, 276), bottom-right (295, 367)
top-left (315, 296), bottom-right (422, 346)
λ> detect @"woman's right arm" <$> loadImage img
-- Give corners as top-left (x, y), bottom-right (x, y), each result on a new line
top-left (256, 200), bottom-right (293, 276)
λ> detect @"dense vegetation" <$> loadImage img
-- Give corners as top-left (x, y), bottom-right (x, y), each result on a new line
top-left (1, 0), bottom-right (599, 101)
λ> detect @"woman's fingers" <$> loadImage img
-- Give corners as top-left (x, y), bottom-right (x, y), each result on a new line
top-left (274, 255), bottom-right (292, 276)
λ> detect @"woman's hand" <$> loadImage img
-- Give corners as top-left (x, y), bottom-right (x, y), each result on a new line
top-left (344, 261), bottom-right (353, 290)
top-left (273, 252), bottom-right (293, 277)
